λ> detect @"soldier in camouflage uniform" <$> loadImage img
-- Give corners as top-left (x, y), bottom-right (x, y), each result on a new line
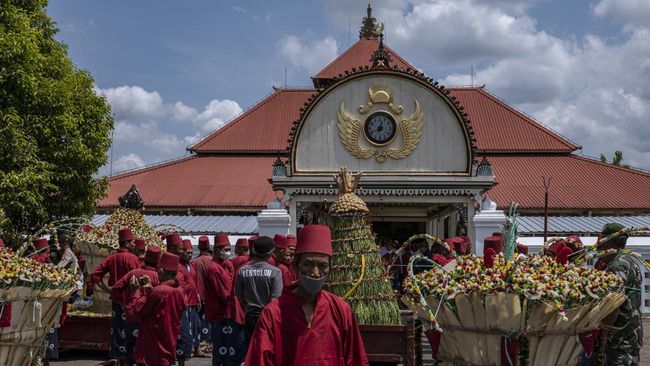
top-left (595, 223), bottom-right (643, 366)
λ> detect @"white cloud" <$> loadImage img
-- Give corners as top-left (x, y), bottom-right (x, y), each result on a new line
top-left (593, 0), bottom-right (650, 30)
top-left (278, 35), bottom-right (338, 74)
top-left (100, 86), bottom-right (165, 120)
top-left (171, 101), bottom-right (197, 121)
top-left (112, 153), bottom-right (145, 172)
top-left (98, 85), bottom-right (241, 174)
top-left (195, 99), bottom-right (242, 133)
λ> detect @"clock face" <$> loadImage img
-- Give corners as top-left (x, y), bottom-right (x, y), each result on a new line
top-left (364, 111), bottom-right (397, 146)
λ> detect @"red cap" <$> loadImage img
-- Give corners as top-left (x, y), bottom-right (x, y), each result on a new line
top-left (160, 252), bottom-right (179, 272)
top-left (273, 234), bottom-right (288, 249)
top-left (118, 227), bottom-right (134, 242)
top-left (286, 235), bottom-right (296, 247)
top-left (516, 243), bottom-right (529, 255)
top-left (296, 225), bottom-right (332, 257)
top-left (166, 232), bottom-right (182, 248)
top-left (446, 237), bottom-right (466, 254)
top-left (144, 246), bottom-right (161, 265)
top-left (483, 236), bottom-right (503, 253)
top-left (248, 235), bottom-right (259, 244)
top-left (134, 238), bottom-right (146, 250)
top-left (182, 239), bottom-right (192, 250)
top-left (198, 236), bottom-right (210, 250)
top-left (484, 248), bottom-right (496, 268)
top-left (214, 233), bottom-right (230, 248)
top-left (546, 240), bottom-right (565, 257)
top-left (557, 247), bottom-right (573, 265)
top-left (235, 238), bottom-right (249, 248)
top-left (34, 238), bottom-right (49, 251)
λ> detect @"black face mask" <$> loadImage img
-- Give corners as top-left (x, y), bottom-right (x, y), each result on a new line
top-left (298, 272), bottom-right (327, 296)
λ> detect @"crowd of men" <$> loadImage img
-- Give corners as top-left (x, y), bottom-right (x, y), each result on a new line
top-left (88, 224), bottom-right (368, 366)
top-left (17, 221), bottom-right (643, 366)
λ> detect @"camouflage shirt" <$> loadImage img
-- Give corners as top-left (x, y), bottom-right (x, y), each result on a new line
top-left (603, 252), bottom-right (644, 365)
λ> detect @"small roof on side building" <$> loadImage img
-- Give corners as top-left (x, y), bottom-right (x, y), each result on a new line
top-left (98, 155), bottom-right (277, 209)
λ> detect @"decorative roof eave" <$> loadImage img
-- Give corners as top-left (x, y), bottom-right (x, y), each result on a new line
top-left (287, 66), bottom-right (479, 172)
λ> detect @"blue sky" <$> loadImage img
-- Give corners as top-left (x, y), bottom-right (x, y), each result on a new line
top-left (47, 0), bottom-right (650, 173)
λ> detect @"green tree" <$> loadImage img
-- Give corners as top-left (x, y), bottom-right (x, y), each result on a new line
top-left (599, 150), bottom-right (630, 169)
top-left (0, 0), bottom-right (113, 246)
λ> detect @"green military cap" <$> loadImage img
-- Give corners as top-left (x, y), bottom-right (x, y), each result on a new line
top-left (601, 223), bottom-right (625, 236)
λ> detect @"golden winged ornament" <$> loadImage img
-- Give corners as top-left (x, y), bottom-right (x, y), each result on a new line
top-left (337, 101), bottom-right (424, 163)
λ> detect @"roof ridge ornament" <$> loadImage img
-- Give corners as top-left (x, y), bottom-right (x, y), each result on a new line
top-left (359, 4), bottom-right (383, 39)
top-left (370, 33), bottom-right (392, 68)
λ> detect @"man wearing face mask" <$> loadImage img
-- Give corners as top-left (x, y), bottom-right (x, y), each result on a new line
top-left (245, 225), bottom-right (368, 366)
top-left (213, 233), bottom-right (235, 279)
top-left (235, 236), bottom-right (283, 349)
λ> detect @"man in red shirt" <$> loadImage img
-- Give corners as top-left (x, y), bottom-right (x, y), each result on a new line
top-left (112, 246), bottom-right (161, 365)
top-left (128, 252), bottom-right (185, 366)
top-left (245, 225), bottom-right (368, 366)
top-left (90, 227), bottom-right (141, 365)
top-left (203, 243), bottom-right (235, 366)
top-left (133, 238), bottom-right (146, 265)
top-left (192, 235), bottom-right (214, 348)
top-left (166, 234), bottom-right (199, 365)
top-left (229, 238), bottom-right (250, 273)
top-left (272, 234), bottom-right (296, 287)
top-left (213, 233), bottom-right (234, 278)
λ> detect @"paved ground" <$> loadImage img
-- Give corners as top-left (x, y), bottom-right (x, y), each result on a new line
top-left (52, 318), bottom-right (650, 365)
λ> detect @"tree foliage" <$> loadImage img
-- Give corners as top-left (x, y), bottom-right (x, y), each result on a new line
top-left (599, 150), bottom-right (630, 169)
top-left (0, 0), bottom-right (113, 245)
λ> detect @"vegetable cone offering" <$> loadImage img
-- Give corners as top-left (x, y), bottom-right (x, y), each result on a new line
top-left (402, 253), bottom-right (626, 365)
top-left (325, 167), bottom-right (401, 325)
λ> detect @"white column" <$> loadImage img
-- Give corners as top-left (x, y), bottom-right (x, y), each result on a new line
top-left (472, 198), bottom-right (506, 256)
top-left (257, 200), bottom-right (291, 238)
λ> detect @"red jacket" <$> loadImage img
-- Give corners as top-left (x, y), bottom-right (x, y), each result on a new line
top-left (203, 260), bottom-right (232, 323)
top-left (245, 287), bottom-right (369, 366)
top-left (277, 263), bottom-right (297, 287)
top-left (229, 254), bottom-right (250, 274)
top-left (128, 279), bottom-right (185, 366)
top-left (91, 248), bottom-right (140, 288)
top-left (112, 265), bottom-right (160, 318)
top-left (177, 260), bottom-right (200, 306)
top-left (191, 253), bottom-right (213, 300)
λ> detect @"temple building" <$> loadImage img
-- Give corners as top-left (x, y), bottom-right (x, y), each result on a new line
top-left (97, 7), bottom-right (650, 252)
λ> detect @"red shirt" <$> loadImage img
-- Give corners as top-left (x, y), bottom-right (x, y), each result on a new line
top-left (191, 253), bottom-right (213, 300)
top-left (91, 248), bottom-right (140, 287)
top-left (203, 260), bottom-right (232, 323)
top-left (112, 265), bottom-right (160, 315)
top-left (245, 288), bottom-right (369, 366)
top-left (277, 263), bottom-right (297, 287)
top-left (177, 260), bottom-right (200, 306)
top-left (229, 254), bottom-right (250, 274)
top-left (128, 279), bottom-right (185, 366)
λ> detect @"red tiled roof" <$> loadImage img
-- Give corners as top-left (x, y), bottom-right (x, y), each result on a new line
top-left (189, 86), bottom-right (577, 155)
top-left (98, 156), bottom-right (276, 209)
top-left (449, 87), bottom-right (578, 152)
top-left (313, 39), bottom-right (415, 82)
top-left (188, 89), bottom-right (315, 153)
top-left (487, 155), bottom-right (650, 211)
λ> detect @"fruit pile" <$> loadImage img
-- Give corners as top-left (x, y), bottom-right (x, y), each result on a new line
top-left (76, 208), bottom-right (163, 250)
top-left (0, 250), bottom-right (79, 290)
top-left (404, 253), bottom-right (623, 312)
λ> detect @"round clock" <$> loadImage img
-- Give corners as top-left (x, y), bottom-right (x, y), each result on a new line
top-left (364, 111), bottom-right (397, 146)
